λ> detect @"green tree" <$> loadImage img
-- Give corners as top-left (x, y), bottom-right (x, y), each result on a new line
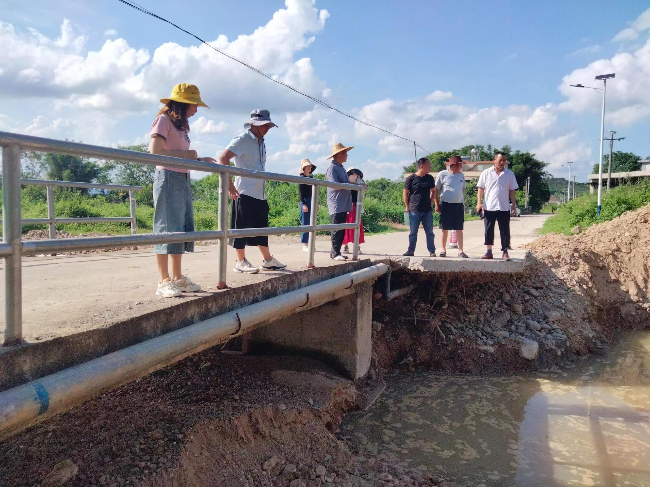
top-left (23, 149), bottom-right (113, 193)
top-left (592, 151), bottom-right (641, 174)
top-left (112, 144), bottom-right (155, 187)
top-left (507, 150), bottom-right (550, 212)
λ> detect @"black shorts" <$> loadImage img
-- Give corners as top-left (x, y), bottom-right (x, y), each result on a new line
top-left (439, 202), bottom-right (464, 230)
top-left (229, 194), bottom-right (269, 249)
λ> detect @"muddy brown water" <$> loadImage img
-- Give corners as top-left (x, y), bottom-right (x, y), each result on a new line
top-left (341, 331), bottom-right (650, 487)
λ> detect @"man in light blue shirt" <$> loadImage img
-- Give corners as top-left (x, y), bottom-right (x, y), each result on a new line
top-left (218, 109), bottom-right (287, 274)
top-left (434, 155), bottom-right (468, 258)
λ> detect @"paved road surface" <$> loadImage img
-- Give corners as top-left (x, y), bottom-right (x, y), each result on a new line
top-left (0, 214), bottom-right (551, 343)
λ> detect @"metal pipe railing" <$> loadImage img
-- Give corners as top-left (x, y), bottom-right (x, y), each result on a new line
top-left (0, 263), bottom-right (388, 440)
top-left (0, 131), bottom-right (366, 345)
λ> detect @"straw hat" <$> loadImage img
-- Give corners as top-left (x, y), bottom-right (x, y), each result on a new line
top-left (160, 83), bottom-right (209, 108)
top-left (300, 158), bottom-right (316, 174)
top-left (346, 167), bottom-right (363, 179)
top-left (327, 142), bottom-right (354, 160)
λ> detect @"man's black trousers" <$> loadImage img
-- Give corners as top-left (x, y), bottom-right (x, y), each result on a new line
top-left (330, 212), bottom-right (347, 257)
top-left (483, 210), bottom-right (511, 252)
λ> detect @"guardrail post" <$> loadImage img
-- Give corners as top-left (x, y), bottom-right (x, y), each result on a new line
top-left (352, 190), bottom-right (363, 261)
top-left (129, 189), bottom-right (137, 250)
top-left (216, 173), bottom-right (229, 289)
top-left (307, 184), bottom-right (319, 268)
top-left (46, 184), bottom-right (57, 256)
top-left (3, 144), bottom-right (23, 345)
top-left (46, 184), bottom-right (55, 240)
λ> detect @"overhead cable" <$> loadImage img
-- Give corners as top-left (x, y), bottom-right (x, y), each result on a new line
top-left (116, 0), bottom-right (431, 156)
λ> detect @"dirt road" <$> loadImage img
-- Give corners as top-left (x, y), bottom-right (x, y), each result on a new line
top-left (0, 214), bottom-right (551, 343)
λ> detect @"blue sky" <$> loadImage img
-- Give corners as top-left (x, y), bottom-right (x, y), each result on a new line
top-left (1, 0), bottom-right (650, 181)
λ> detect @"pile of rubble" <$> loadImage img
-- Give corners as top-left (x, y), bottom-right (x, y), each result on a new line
top-left (372, 205), bottom-right (650, 372)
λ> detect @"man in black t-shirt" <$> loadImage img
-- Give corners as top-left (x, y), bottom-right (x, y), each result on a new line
top-left (403, 157), bottom-right (436, 257)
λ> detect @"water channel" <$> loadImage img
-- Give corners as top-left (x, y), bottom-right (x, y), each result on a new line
top-left (341, 331), bottom-right (650, 487)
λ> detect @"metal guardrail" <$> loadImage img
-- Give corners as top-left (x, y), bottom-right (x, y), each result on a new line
top-left (0, 178), bottom-right (143, 241)
top-left (0, 131), bottom-right (364, 346)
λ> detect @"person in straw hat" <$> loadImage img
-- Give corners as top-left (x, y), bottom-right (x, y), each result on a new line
top-left (218, 109), bottom-right (287, 274)
top-left (150, 83), bottom-right (216, 298)
top-left (325, 143), bottom-right (354, 260)
top-left (342, 167), bottom-right (365, 254)
top-left (298, 158), bottom-right (317, 251)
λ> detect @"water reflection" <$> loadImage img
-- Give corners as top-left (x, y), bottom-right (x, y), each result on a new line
top-left (341, 332), bottom-right (650, 486)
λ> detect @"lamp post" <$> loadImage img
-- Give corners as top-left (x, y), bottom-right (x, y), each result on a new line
top-left (570, 72), bottom-right (614, 218)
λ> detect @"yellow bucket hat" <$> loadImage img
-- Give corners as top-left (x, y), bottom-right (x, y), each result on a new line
top-left (160, 83), bottom-right (209, 108)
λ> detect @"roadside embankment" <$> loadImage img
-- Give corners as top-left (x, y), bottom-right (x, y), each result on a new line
top-left (371, 205), bottom-right (650, 374)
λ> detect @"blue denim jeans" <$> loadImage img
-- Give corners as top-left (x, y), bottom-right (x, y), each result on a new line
top-left (300, 198), bottom-right (311, 244)
top-left (408, 211), bottom-right (435, 253)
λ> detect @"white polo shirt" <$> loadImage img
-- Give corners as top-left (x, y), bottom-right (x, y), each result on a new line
top-left (477, 166), bottom-right (519, 211)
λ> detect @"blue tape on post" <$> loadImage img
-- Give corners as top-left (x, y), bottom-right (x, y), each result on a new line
top-left (33, 383), bottom-right (50, 415)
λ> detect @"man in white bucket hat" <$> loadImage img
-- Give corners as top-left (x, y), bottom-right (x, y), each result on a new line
top-left (218, 109), bottom-right (287, 274)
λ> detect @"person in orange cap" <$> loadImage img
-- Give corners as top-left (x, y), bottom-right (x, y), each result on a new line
top-left (150, 83), bottom-right (215, 298)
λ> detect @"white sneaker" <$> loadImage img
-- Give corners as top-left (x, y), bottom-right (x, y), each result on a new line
top-left (343, 245), bottom-right (350, 254)
top-left (234, 259), bottom-right (260, 274)
top-left (174, 275), bottom-right (201, 292)
top-left (156, 279), bottom-right (182, 298)
top-left (260, 256), bottom-right (287, 271)
top-left (302, 244), bottom-right (309, 252)
top-left (358, 247), bottom-right (363, 255)
top-left (332, 254), bottom-right (347, 261)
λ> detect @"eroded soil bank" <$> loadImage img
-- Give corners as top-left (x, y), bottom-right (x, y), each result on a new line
top-left (1, 207), bottom-right (649, 487)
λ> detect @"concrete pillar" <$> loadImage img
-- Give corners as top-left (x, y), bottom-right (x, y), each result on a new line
top-left (249, 281), bottom-right (374, 380)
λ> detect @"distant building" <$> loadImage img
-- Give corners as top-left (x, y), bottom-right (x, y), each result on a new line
top-left (431, 161), bottom-right (494, 182)
top-left (548, 195), bottom-right (561, 205)
top-left (641, 158), bottom-right (650, 172)
top-left (588, 158), bottom-right (650, 193)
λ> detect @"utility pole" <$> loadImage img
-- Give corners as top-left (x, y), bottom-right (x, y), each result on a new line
top-left (524, 176), bottom-right (530, 210)
top-left (606, 130), bottom-right (626, 190)
top-left (573, 175), bottom-right (576, 200)
top-left (567, 161), bottom-right (573, 201)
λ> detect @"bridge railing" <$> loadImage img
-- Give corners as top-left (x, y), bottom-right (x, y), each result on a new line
top-left (0, 131), bottom-right (364, 346)
top-left (0, 178), bottom-right (143, 243)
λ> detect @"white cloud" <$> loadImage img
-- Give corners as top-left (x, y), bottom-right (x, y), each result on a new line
top-left (612, 27), bottom-right (638, 43)
top-left (531, 132), bottom-right (592, 176)
top-left (0, 0), bottom-right (330, 117)
top-left (425, 90), bottom-right (453, 102)
top-left (612, 8), bottom-right (650, 42)
top-left (559, 38), bottom-right (650, 125)
top-left (191, 116), bottom-right (228, 135)
top-left (104, 29), bottom-right (118, 38)
top-left (568, 44), bottom-right (601, 57)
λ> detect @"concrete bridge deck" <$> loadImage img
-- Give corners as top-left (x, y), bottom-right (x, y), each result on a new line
top-left (0, 214), bottom-right (549, 346)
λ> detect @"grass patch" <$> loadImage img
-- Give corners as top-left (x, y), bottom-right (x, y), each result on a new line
top-left (541, 180), bottom-right (650, 235)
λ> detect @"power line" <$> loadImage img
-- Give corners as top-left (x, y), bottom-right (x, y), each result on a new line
top-left (116, 0), bottom-right (431, 157)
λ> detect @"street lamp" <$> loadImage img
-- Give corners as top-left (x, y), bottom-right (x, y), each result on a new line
top-left (570, 72), bottom-right (614, 218)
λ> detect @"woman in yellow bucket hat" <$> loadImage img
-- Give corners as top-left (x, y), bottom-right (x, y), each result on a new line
top-left (150, 83), bottom-right (216, 298)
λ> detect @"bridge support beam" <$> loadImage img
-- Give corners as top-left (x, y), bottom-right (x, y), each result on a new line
top-left (250, 281), bottom-right (374, 379)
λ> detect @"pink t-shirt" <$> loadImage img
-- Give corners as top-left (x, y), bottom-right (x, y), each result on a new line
top-left (150, 114), bottom-right (191, 173)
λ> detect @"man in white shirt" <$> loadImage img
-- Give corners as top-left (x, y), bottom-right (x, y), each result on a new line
top-left (476, 152), bottom-right (519, 261)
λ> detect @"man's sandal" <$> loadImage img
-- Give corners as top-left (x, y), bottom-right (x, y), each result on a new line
top-left (459, 252), bottom-right (469, 258)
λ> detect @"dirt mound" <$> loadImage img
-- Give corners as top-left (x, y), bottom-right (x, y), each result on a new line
top-left (527, 204), bottom-right (650, 309)
top-left (371, 206), bottom-right (650, 374)
top-left (0, 352), bottom-right (452, 487)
